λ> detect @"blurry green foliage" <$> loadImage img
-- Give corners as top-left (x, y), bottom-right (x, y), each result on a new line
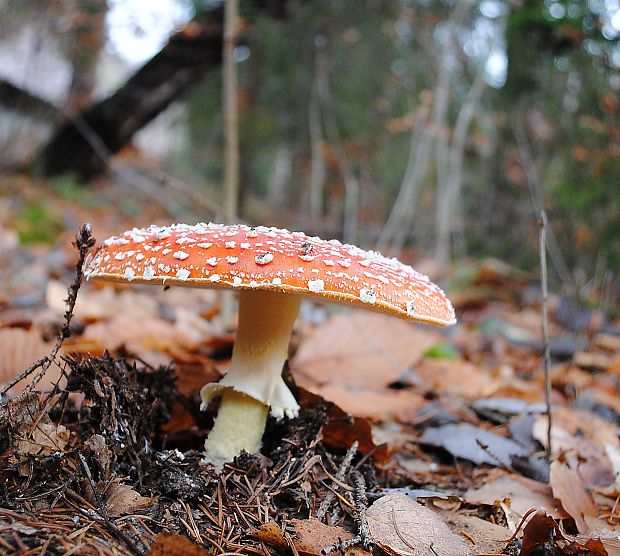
top-left (16, 199), bottom-right (63, 245)
top-left (423, 342), bottom-right (460, 360)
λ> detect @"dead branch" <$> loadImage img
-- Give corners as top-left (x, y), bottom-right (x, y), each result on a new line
top-left (0, 224), bottom-right (94, 396)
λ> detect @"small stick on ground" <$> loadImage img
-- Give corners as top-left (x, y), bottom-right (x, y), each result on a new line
top-left (539, 210), bottom-right (553, 462)
top-left (316, 440), bottom-right (358, 522)
top-left (78, 452), bottom-right (143, 556)
top-left (1, 224), bottom-right (95, 396)
top-left (321, 470), bottom-right (373, 554)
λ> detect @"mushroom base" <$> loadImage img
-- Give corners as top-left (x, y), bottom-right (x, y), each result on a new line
top-left (201, 289), bottom-right (302, 470)
top-left (203, 389), bottom-right (269, 471)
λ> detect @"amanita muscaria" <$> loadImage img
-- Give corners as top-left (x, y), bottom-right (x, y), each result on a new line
top-left (84, 223), bottom-right (456, 469)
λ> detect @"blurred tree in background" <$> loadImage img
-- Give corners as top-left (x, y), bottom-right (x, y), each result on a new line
top-left (0, 0), bottom-right (618, 297)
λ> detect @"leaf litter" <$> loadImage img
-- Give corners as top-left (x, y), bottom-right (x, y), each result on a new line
top-left (0, 226), bottom-right (619, 554)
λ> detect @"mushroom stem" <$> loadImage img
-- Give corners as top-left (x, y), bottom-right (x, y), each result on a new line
top-left (202, 289), bottom-right (302, 469)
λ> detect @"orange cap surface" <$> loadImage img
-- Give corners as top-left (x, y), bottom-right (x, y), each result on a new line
top-left (84, 223), bottom-right (456, 326)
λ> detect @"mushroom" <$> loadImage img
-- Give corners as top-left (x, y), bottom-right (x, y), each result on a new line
top-left (83, 223), bottom-right (456, 469)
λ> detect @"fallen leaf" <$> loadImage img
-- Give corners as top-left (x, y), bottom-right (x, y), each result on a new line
top-left (2, 392), bottom-right (71, 457)
top-left (441, 512), bottom-right (511, 555)
top-left (520, 511), bottom-right (565, 555)
top-left (292, 310), bottom-right (441, 390)
top-left (290, 518), bottom-right (372, 556)
top-left (103, 479), bottom-right (154, 517)
top-left (415, 358), bottom-right (496, 398)
top-left (255, 522), bottom-right (288, 551)
top-left (366, 493), bottom-right (473, 556)
top-left (520, 511), bottom-right (609, 556)
top-left (16, 421), bottom-right (70, 456)
top-left (148, 532), bottom-right (209, 555)
top-left (311, 383), bottom-right (427, 422)
top-left (574, 351), bottom-right (612, 372)
top-left (464, 472), bottom-right (565, 520)
top-left (418, 422), bottom-right (529, 466)
top-left (0, 328), bottom-right (65, 392)
top-left (549, 459), bottom-right (598, 533)
top-left (298, 388), bottom-right (388, 461)
top-left (533, 407), bottom-right (620, 486)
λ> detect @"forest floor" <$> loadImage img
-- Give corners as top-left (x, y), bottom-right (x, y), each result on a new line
top-left (1, 174), bottom-right (620, 555)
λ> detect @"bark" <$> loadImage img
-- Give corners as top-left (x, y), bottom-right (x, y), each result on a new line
top-left (0, 79), bottom-right (60, 122)
top-left (39, 13), bottom-right (224, 181)
top-left (39, 0), bottom-right (296, 182)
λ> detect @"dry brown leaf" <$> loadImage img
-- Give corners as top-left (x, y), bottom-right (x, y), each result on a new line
top-left (16, 421), bottom-right (70, 456)
top-left (148, 532), bottom-right (210, 555)
top-left (549, 459), bottom-right (598, 534)
top-left (594, 333), bottom-right (620, 353)
top-left (104, 479), bottom-right (155, 517)
top-left (574, 351), bottom-right (612, 372)
top-left (298, 387), bottom-right (388, 460)
top-left (311, 383), bottom-right (427, 422)
top-left (2, 392), bottom-right (71, 457)
top-left (441, 512), bottom-right (511, 555)
top-left (47, 280), bottom-right (159, 321)
top-left (366, 492), bottom-right (473, 556)
top-left (533, 407), bottom-right (620, 486)
top-left (292, 310), bottom-right (441, 390)
top-left (415, 358), bottom-right (496, 399)
top-left (0, 328), bottom-right (65, 392)
top-left (290, 518), bottom-right (372, 556)
top-left (520, 511), bottom-right (610, 556)
top-left (464, 473), bottom-right (565, 520)
top-left (255, 522), bottom-right (288, 551)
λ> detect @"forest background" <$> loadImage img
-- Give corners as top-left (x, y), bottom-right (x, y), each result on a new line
top-left (0, 0), bottom-right (618, 301)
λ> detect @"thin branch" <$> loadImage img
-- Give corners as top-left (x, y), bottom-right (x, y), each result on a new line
top-left (316, 441), bottom-right (358, 522)
top-left (539, 210), bottom-right (553, 462)
top-left (512, 118), bottom-right (576, 295)
top-left (1, 224), bottom-right (94, 396)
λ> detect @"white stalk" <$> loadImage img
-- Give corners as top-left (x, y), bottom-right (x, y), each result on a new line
top-left (202, 289), bottom-right (302, 469)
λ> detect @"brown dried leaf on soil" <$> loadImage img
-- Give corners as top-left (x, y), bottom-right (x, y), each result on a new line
top-left (440, 512), bottom-right (512, 555)
top-left (310, 383), bottom-right (427, 423)
top-left (549, 459), bottom-right (598, 534)
top-left (103, 479), bottom-right (155, 517)
top-left (533, 407), bottom-right (620, 486)
top-left (148, 532), bottom-right (210, 555)
top-left (291, 310), bottom-right (441, 390)
top-left (464, 471), bottom-right (565, 520)
top-left (366, 492), bottom-right (473, 556)
top-left (290, 518), bottom-right (372, 556)
top-left (520, 511), bottom-right (610, 556)
top-left (16, 421), bottom-right (70, 456)
top-left (256, 519), bottom-right (372, 556)
top-left (298, 388), bottom-right (388, 460)
top-left (1, 392), bottom-right (70, 458)
top-left (415, 358), bottom-right (497, 399)
top-left (0, 327), bottom-right (65, 392)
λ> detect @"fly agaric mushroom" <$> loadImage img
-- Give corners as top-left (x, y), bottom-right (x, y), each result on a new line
top-left (83, 223), bottom-right (455, 469)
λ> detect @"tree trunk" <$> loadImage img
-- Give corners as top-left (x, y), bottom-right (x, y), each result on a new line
top-left (39, 13), bottom-right (224, 181)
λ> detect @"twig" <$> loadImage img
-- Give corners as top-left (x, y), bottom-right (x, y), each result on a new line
top-left (350, 471), bottom-right (372, 550)
top-left (316, 441), bottom-right (358, 522)
top-left (77, 453), bottom-right (143, 556)
top-left (475, 438), bottom-right (515, 473)
top-left (539, 210), bottom-right (553, 462)
top-left (321, 471), bottom-right (373, 554)
top-left (1, 224), bottom-right (95, 396)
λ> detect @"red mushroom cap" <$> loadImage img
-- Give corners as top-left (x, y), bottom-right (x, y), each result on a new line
top-left (84, 223), bottom-right (456, 326)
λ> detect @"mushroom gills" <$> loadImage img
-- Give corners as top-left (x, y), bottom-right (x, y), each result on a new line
top-left (201, 289), bottom-right (302, 469)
